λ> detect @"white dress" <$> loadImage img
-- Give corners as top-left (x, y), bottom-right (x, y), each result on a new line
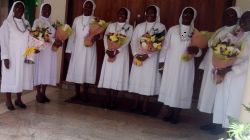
top-left (66, 15), bottom-right (97, 84)
top-left (198, 26), bottom-right (235, 113)
top-left (33, 17), bottom-right (57, 86)
top-left (98, 22), bottom-right (133, 91)
top-left (213, 33), bottom-right (250, 128)
top-left (128, 22), bottom-right (166, 96)
top-left (158, 25), bottom-right (201, 109)
top-left (0, 18), bottom-right (33, 93)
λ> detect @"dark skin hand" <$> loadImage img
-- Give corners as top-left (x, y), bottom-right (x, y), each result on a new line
top-left (217, 66), bottom-right (232, 77)
top-left (187, 46), bottom-right (199, 55)
top-left (159, 62), bottom-right (164, 74)
top-left (65, 53), bottom-right (71, 61)
top-left (4, 59), bottom-right (10, 69)
top-left (136, 54), bottom-right (149, 61)
top-left (53, 39), bottom-right (63, 47)
top-left (106, 49), bottom-right (119, 58)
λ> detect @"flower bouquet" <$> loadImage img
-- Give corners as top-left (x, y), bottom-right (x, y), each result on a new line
top-left (24, 26), bottom-right (51, 64)
top-left (106, 32), bottom-right (128, 62)
top-left (84, 18), bottom-right (109, 47)
top-left (211, 28), bottom-right (244, 84)
top-left (181, 30), bottom-right (211, 62)
top-left (52, 20), bottom-right (73, 51)
top-left (134, 30), bottom-right (165, 66)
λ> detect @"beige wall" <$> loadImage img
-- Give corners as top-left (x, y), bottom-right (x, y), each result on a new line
top-left (236, 0), bottom-right (250, 12)
top-left (236, 0), bottom-right (250, 122)
top-left (43, 0), bottom-right (67, 83)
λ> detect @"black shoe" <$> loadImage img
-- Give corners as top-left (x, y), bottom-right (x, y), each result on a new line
top-left (210, 125), bottom-right (225, 135)
top-left (200, 123), bottom-right (217, 131)
top-left (6, 104), bottom-right (15, 111)
top-left (44, 96), bottom-right (50, 103)
top-left (163, 113), bottom-right (174, 122)
top-left (15, 100), bottom-right (27, 109)
top-left (36, 95), bottom-right (46, 103)
top-left (170, 117), bottom-right (180, 124)
top-left (141, 110), bottom-right (149, 116)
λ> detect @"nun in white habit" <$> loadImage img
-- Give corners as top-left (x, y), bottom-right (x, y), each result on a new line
top-left (33, 3), bottom-right (62, 103)
top-left (211, 11), bottom-right (250, 134)
top-left (66, 0), bottom-right (98, 101)
top-left (198, 7), bottom-right (242, 131)
top-left (0, 1), bottom-right (33, 110)
top-left (128, 5), bottom-right (166, 114)
top-left (98, 8), bottom-right (133, 108)
top-left (198, 6), bottom-right (242, 114)
top-left (158, 7), bottom-right (201, 124)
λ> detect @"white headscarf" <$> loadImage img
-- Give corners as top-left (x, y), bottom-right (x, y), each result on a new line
top-left (209, 7), bottom-right (242, 46)
top-left (145, 5), bottom-right (160, 23)
top-left (7, 1), bottom-right (29, 31)
top-left (38, 3), bottom-right (51, 27)
top-left (8, 1), bottom-right (25, 20)
top-left (228, 6), bottom-right (242, 19)
top-left (179, 7), bottom-right (197, 41)
top-left (123, 7), bottom-right (131, 24)
top-left (83, 0), bottom-right (96, 16)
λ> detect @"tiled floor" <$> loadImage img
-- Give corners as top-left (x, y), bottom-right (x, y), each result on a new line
top-left (0, 87), bottom-right (224, 140)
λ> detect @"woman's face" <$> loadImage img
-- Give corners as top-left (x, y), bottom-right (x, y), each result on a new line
top-left (145, 6), bottom-right (157, 22)
top-left (13, 2), bottom-right (24, 19)
top-left (83, 1), bottom-right (93, 16)
top-left (182, 8), bottom-right (194, 25)
top-left (223, 8), bottom-right (238, 26)
top-left (42, 4), bottom-right (51, 18)
top-left (117, 8), bottom-right (127, 23)
top-left (240, 11), bottom-right (250, 32)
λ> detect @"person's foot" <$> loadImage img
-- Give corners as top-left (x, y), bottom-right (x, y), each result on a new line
top-left (170, 117), bottom-right (180, 124)
top-left (163, 112), bottom-right (174, 122)
top-left (200, 123), bottom-right (217, 131)
top-left (6, 103), bottom-right (15, 111)
top-left (36, 95), bottom-right (46, 103)
top-left (15, 100), bottom-right (27, 109)
top-left (130, 106), bottom-right (139, 113)
top-left (108, 102), bottom-right (117, 110)
top-left (44, 96), bottom-right (50, 103)
top-left (140, 110), bottom-right (149, 116)
top-left (210, 124), bottom-right (225, 135)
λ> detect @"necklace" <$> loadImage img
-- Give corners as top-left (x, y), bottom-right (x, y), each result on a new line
top-left (13, 17), bottom-right (27, 33)
top-left (115, 22), bottom-right (127, 33)
top-left (82, 16), bottom-right (91, 31)
top-left (145, 22), bottom-right (156, 34)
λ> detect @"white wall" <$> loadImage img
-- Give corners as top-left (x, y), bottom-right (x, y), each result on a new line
top-left (236, 0), bottom-right (250, 122)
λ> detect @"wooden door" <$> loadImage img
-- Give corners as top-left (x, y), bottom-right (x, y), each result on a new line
top-left (63, 0), bottom-right (234, 99)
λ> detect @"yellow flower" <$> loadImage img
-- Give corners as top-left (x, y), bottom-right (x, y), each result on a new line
top-left (151, 35), bottom-right (156, 42)
top-left (110, 34), bottom-right (118, 42)
top-left (141, 42), bottom-right (148, 49)
top-left (24, 47), bottom-right (36, 57)
top-left (98, 20), bottom-right (107, 27)
top-left (134, 58), bottom-right (142, 66)
top-left (157, 44), bottom-right (162, 50)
